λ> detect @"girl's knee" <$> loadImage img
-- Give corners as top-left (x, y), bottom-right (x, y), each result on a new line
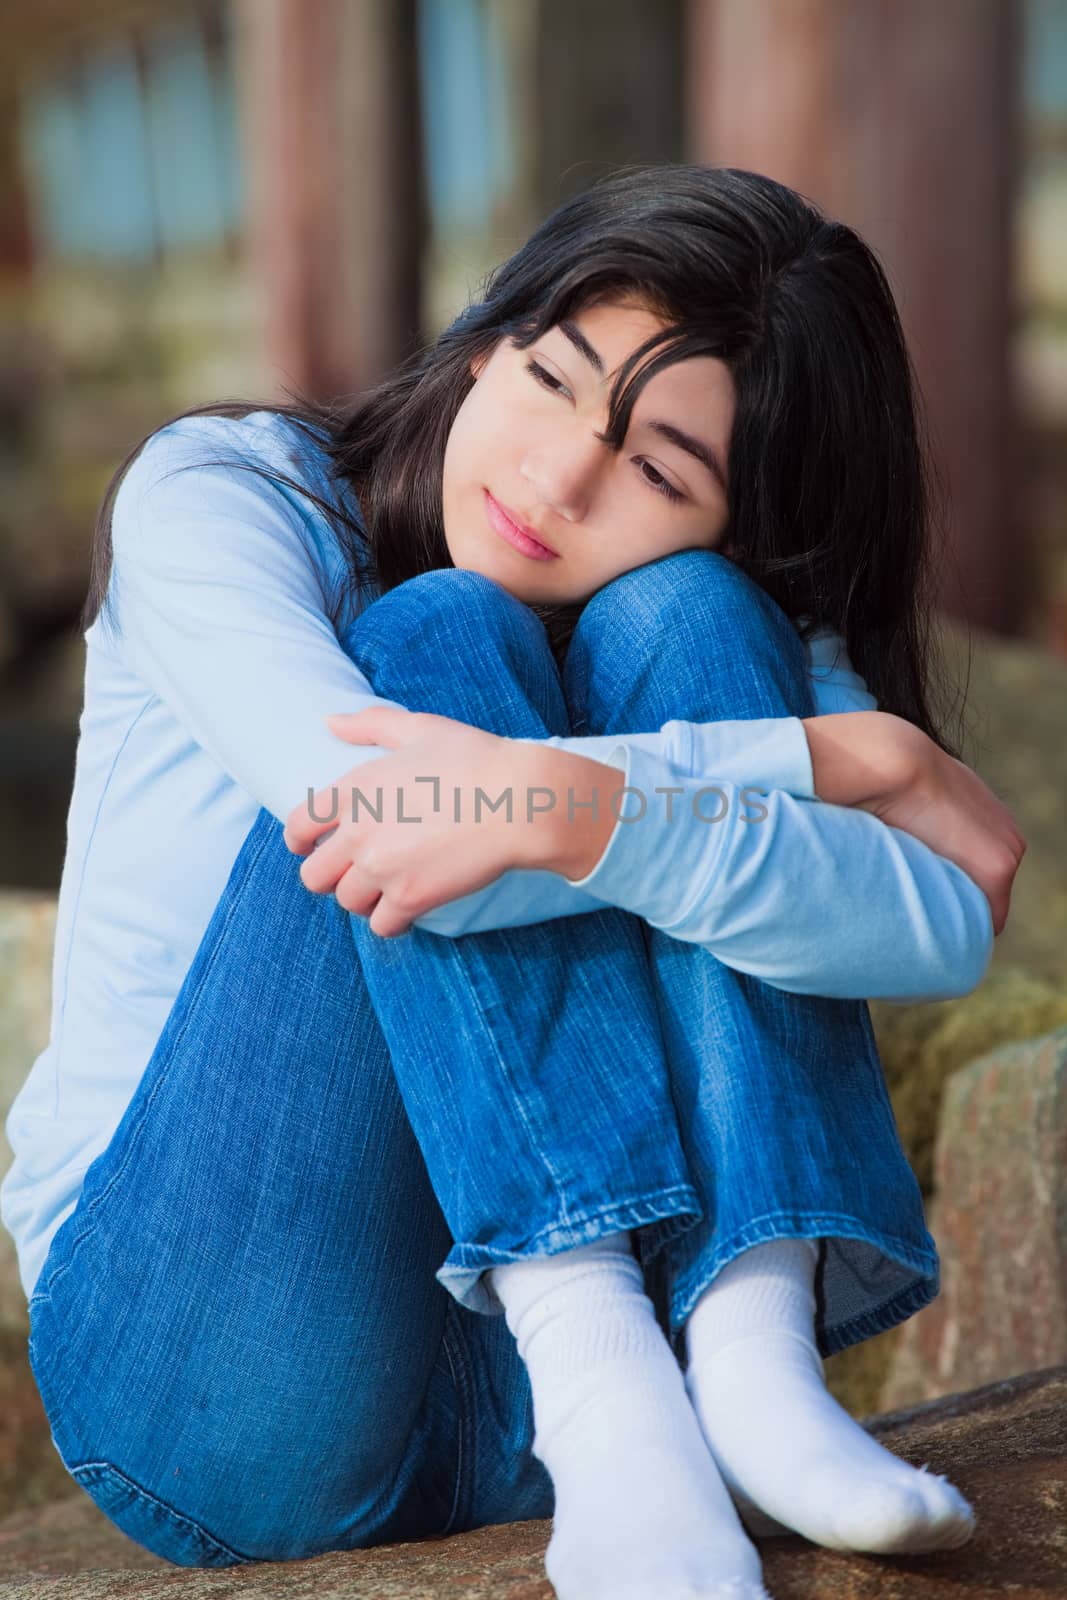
top-left (582, 549), bottom-right (800, 657)
top-left (342, 568), bottom-right (552, 676)
top-left (566, 549), bottom-right (811, 725)
top-left (339, 568), bottom-right (570, 736)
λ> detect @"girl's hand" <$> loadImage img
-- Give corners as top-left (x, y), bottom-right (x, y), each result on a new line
top-left (803, 712), bottom-right (1026, 935)
top-left (283, 707), bottom-right (554, 937)
top-left (858, 743), bottom-right (1026, 936)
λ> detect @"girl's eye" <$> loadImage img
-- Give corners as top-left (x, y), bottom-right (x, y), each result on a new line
top-left (524, 358), bottom-right (568, 396)
top-left (524, 357), bottom-right (685, 505)
top-left (637, 462), bottom-right (685, 504)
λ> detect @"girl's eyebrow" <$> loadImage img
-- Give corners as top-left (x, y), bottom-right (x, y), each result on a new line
top-left (646, 420), bottom-right (727, 494)
top-left (558, 319), bottom-right (728, 493)
top-left (558, 318), bottom-right (609, 377)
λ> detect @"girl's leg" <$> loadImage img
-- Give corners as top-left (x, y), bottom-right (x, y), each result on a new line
top-left (563, 547), bottom-right (974, 1554)
top-left (27, 810), bottom-right (482, 1566)
top-left (342, 570), bottom-right (769, 1600)
top-left (339, 569), bottom-right (700, 1309)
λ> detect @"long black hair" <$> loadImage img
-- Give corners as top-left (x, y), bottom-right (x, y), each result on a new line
top-left (81, 163), bottom-right (963, 753)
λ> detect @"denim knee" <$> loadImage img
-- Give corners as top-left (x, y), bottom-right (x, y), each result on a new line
top-left (341, 568), bottom-right (571, 739)
top-left (564, 548), bottom-right (815, 729)
top-left (345, 569), bottom-right (548, 678)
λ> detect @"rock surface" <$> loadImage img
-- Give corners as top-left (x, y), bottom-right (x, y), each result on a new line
top-left (0, 1365), bottom-right (1063, 1597)
top-left (0, 893), bottom-right (73, 1520)
top-left (883, 1026), bottom-right (1067, 1411)
top-left (0, 889), bottom-right (55, 1328)
top-left (819, 968), bottom-right (1067, 1418)
top-left (869, 966), bottom-right (1067, 1196)
top-left (938, 618), bottom-right (1067, 988)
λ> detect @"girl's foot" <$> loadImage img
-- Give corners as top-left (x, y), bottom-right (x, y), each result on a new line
top-left (491, 1234), bottom-right (771, 1600)
top-left (683, 1238), bottom-right (976, 1554)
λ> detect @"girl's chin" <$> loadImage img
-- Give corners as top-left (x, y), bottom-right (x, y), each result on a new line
top-left (449, 547), bottom-right (548, 594)
top-left (445, 535), bottom-right (593, 604)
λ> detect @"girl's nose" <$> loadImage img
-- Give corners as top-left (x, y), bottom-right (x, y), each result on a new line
top-left (520, 436), bottom-right (604, 525)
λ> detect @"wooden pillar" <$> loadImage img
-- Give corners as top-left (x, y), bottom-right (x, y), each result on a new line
top-left (688, 0), bottom-right (1022, 636)
top-left (0, 113), bottom-right (32, 280)
top-left (235, 0), bottom-right (424, 402)
top-left (535, 0), bottom-right (685, 212)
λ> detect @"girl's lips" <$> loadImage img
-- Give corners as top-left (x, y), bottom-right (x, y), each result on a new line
top-left (484, 490), bottom-right (560, 561)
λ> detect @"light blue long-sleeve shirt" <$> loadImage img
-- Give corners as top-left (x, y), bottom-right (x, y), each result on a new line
top-left (0, 411), bottom-right (992, 1302)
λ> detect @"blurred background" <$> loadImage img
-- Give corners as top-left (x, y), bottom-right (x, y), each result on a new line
top-left (1, 0), bottom-right (1067, 1555)
top-left (0, 0), bottom-right (1064, 891)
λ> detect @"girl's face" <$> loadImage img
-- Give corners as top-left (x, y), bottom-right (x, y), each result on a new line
top-left (441, 296), bottom-right (735, 606)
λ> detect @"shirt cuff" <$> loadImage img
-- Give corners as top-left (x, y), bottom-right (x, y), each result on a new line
top-left (675, 716), bottom-right (815, 799)
top-left (517, 716), bottom-right (815, 796)
top-left (564, 741), bottom-right (734, 927)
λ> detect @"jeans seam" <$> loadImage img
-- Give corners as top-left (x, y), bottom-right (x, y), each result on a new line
top-left (29, 1296), bottom-right (250, 1563)
top-left (818, 1274), bottom-right (939, 1359)
top-left (515, 1182), bottom-right (701, 1250)
top-left (438, 1301), bottom-right (476, 1537)
top-left (69, 1460), bottom-right (254, 1565)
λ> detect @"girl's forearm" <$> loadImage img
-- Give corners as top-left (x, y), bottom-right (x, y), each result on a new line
top-left (418, 731), bottom-right (998, 1000)
top-left (529, 712), bottom-right (1022, 951)
top-left (523, 749), bottom-right (627, 881)
top-left (533, 713), bottom-right (916, 882)
top-left (800, 712), bottom-right (918, 809)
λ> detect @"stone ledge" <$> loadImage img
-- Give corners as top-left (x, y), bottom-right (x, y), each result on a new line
top-left (0, 1365), bottom-right (1062, 1598)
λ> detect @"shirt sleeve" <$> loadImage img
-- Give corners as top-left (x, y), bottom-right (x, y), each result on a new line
top-left (529, 715), bottom-right (816, 800)
top-left (553, 741), bottom-right (993, 1002)
top-left (804, 624), bottom-right (879, 713)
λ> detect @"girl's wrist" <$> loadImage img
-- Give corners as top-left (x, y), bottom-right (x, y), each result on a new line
top-left (514, 746), bottom-right (626, 879)
top-left (801, 711), bottom-right (921, 808)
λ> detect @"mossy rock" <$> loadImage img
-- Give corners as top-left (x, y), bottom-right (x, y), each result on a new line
top-left (871, 965), bottom-right (1067, 1195)
top-left (823, 967), bottom-right (1067, 1418)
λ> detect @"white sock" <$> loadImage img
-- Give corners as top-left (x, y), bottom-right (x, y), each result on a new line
top-left (683, 1237), bottom-right (976, 1554)
top-left (490, 1232), bottom-right (769, 1600)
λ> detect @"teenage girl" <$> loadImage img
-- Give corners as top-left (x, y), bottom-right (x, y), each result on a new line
top-left (3, 165), bottom-right (1023, 1599)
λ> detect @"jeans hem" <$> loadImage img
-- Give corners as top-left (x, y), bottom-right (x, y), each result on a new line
top-left (435, 1184), bottom-right (703, 1315)
top-left (814, 1270), bottom-right (939, 1361)
top-left (668, 1210), bottom-right (940, 1359)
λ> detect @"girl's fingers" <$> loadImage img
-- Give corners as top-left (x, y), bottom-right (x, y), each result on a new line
top-left (333, 861), bottom-right (382, 918)
top-left (284, 789), bottom-right (344, 854)
top-left (299, 832), bottom-right (409, 928)
top-left (368, 895), bottom-right (413, 939)
top-left (298, 829), bottom-right (352, 894)
top-left (326, 706), bottom-right (432, 747)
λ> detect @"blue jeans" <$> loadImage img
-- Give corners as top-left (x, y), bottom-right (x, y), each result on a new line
top-left (26, 551), bottom-right (937, 1568)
